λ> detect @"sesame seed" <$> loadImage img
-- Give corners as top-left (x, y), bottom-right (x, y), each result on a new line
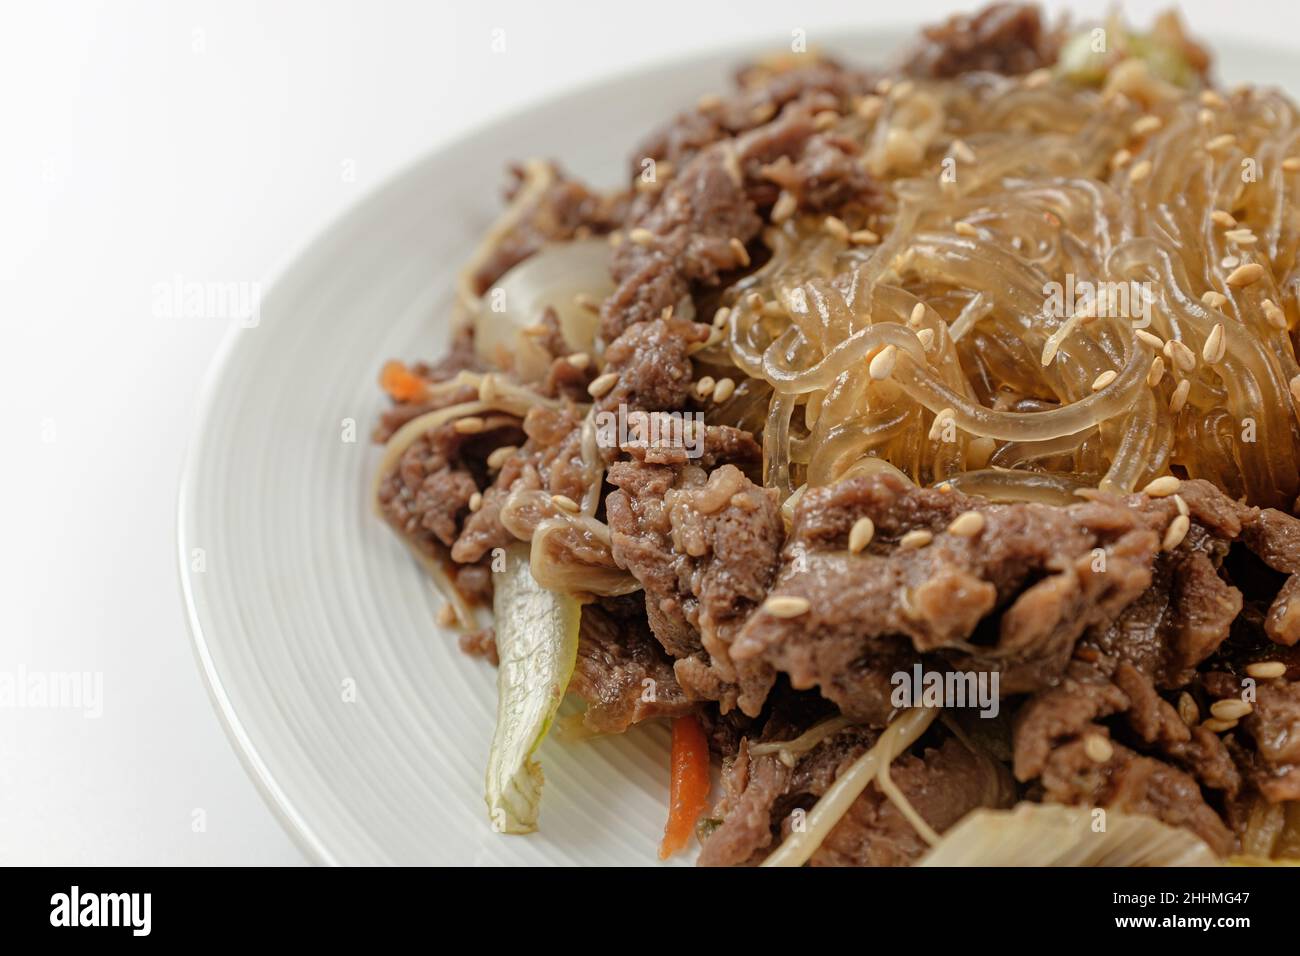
top-left (454, 416), bottom-right (485, 434)
top-left (1211, 209), bottom-right (1237, 228)
top-left (909, 302), bottom-right (926, 327)
top-left (1142, 475), bottom-right (1181, 497)
top-left (1226, 261), bottom-right (1266, 287)
top-left (813, 109), bottom-right (839, 131)
top-left (1263, 299), bottom-right (1287, 329)
top-left (1024, 68), bottom-right (1052, 89)
top-left (855, 94), bottom-right (884, 120)
top-left (1173, 493), bottom-right (1189, 517)
top-left (1197, 108), bottom-right (1215, 127)
top-left (948, 510), bottom-right (985, 537)
top-left (850, 228), bottom-right (880, 245)
top-left (1225, 228), bottom-right (1257, 245)
top-left (1170, 378), bottom-right (1192, 414)
top-left (478, 373), bottom-right (499, 403)
top-left (1247, 661), bottom-right (1287, 679)
top-left (1109, 147), bottom-right (1133, 171)
top-left (695, 376), bottom-right (716, 398)
top-left (1201, 290), bottom-right (1227, 309)
top-left (486, 445), bottom-right (517, 470)
top-left (1162, 514), bottom-right (1190, 551)
top-left (1136, 329), bottom-right (1165, 350)
top-left (1206, 133), bottom-right (1237, 153)
top-left (916, 328), bottom-right (935, 350)
top-left (951, 139), bottom-right (976, 163)
top-left (712, 377), bottom-right (736, 403)
top-left (1146, 356), bottom-right (1166, 387)
top-left (469, 491), bottom-right (483, 513)
top-left (849, 517), bottom-right (875, 553)
top-left (1130, 115), bottom-right (1162, 137)
top-left (928, 408), bottom-right (956, 441)
top-left (713, 306), bottom-right (731, 328)
top-left (875, 77), bottom-right (893, 96)
top-left (1091, 369), bottom-right (1118, 391)
top-left (551, 494), bottom-right (580, 513)
top-left (1202, 718), bottom-right (1237, 734)
top-left (1177, 692), bottom-right (1199, 726)
top-left (771, 191), bottom-right (798, 223)
top-left (1202, 323), bottom-right (1226, 364)
top-left (1221, 255), bottom-right (1240, 270)
top-left (587, 371), bottom-right (618, 398)
top-left (566, 352), bottom-right (590, 370)
top-left (763, 595), bottom-right (811, 618)
top-left (628, 227), bottom-right (655, 246)
top-left (1210, 698), bottom-right (1252, 721)
top-left (1084, 734), bottom-right (1114, 763)
top-left (729, 237), bottom-right (751, 267)
top-left (1285, 157), bottom-right (1300, 173)
top-left (1200, 90), bottom-right (1226, 109)
top-left (899, 529), bottom-right (934, 549)
top-left (823, 216), bottom-right (849, 241)
top-left (1128, 159), bottom-right (1153, 183)
top-left (1164, 339), bottom-right (1197, 372)
top-left (868, 345), bottom-right (898, 381)
top-left (954, 221), bottom-right (979, 237)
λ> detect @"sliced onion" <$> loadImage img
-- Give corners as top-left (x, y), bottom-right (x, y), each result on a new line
top-left (919, 802), bottom-right (1221, 866)
top-left (474, 238), bottom-right (613, 381)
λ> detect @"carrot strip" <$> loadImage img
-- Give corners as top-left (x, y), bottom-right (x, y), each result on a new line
top-left (659, 714), bottom-right (711, 859)
top-left (380, 360), bottom-right (430, 403)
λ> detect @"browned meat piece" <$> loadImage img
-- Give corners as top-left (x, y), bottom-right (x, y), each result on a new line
top-left (467, 162), bottom-right (625, 297)
top-left (903, 2), bottom-right (1063, 78)
top-left (450, 404), bottom-right (587, 564)
top-left (1013, 660), bottom-right (1129, 780)
top-left (697, 742), bottom-right (793, 867)
top-left (617, 418), bottom-right (762, 470)
top-left (808, 737), bottom-right (1016, 866)
top-left (458, 627), bottom-right (498, 666)
top-left (731, 473), bottom-right (1160, 719)
top-left (1239, 679), bottom-right (1300, 801)
top-left (758, 131), bottom-right (875, 215)
top-left (607, 458), bottom-right (782, 716)
top-left (1038, 738), bottom-right (1234, 856)
top-left (569, 604), bottom-right (696, 734)
top-left (596, 316), bottom-right (709, 417)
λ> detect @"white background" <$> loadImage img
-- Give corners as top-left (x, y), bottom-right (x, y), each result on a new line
top-left (0, 0), bottom-right (1288, 865)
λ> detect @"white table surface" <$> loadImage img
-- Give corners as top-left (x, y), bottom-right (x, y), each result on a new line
top-left (0, 0), bottom-right (1288, 865)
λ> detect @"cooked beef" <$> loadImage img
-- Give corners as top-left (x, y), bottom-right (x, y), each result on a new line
top-left (1239, 679), bottom-right (1300, 801)
top-left (697, 742), bottom-right (792, 867)
top-left (731, 473), bottom-right (1160, 719)
top-left (903, 2), bottom-right (1063, 78)
top-left (570, 604), bottom-right (696, 734)
top-left (467, 162), bottom-right (625, 297)
top-left (607, 458), bottom-right (783, 716)
top-left (1038, 737), bottom-right (1234, 856)
top-left (808, 737), bottom-right (1015, 866)
top-left (1013, 660), bottom-right (1129, 780)
top-left (451, 404), bottom-right (587, 563)
top-left (458, 627), bottom-right (499, 666)
top-left (372, 325), bottom-right (484, 443)
top-left (596, 316), bottom-right (709, 417)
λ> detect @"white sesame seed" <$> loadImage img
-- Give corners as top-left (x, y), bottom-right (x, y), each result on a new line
top-left (1130, 115), bottom-right (1162, 137)
top-left (729, 237), bottom-right (751, 267)
top-left (1128, 159), bottom-right (1153, 183)
top-left (1173, 493), bottom-right (1189, 517)
top-left (1024, 68), bottom-right (1052, 89)
top-left (587, 371), bottom-right (618, 398)
top-left (899, 529), bottom-right (933, 549)
top-left (454, 416), bottom-right (485, 434)
top-left (855, 94), bottom-right (884, 120)
top-left (849, 517), bottom-right (875, 553)
top-left (1246, 661), bottom-right (1287, 679)
top-left (486, 445), bottom-right (517, 470)
top-left (909, 302), bottom-right (926, 327)
top-left (1226, 262), bottom-right (1265, 287)
top-left (1262, 299), bottom-right (1286, 329)
top-left (849, 228), bottom-right (880, 245)
top-left (1091, 369), bottom-right (1118, 391)
top-left (1136, 329), bottom-right (1165, 351)
top-left (695, 376), bottom-right (716, 398)
top-left (764, 595), bottom-right (811, 618)
top-left (1211, 209), bottom-right (1237, 228)
top-left (1170, 378), bottom-right (1192, 414)
top-left (916, 328), bottom-right (935, 350)
top-left (712, 377), bottom-right (736, 403)
top-left (628, 227), bottom-right (655, 246)
top-left (948, 510), bottom-right (985, 537)
top-left (713, 306), bottom-right (731, 328)
top-left (954, 220), bottom-right (979, 238)
top-left (1178, 692), bottom-right (1199, 726)
top-left (1202, 323), bottom-right (1226, 364)
top-left (550, 494), bottom-right (580, 514)
top-left (1162, 514), bottom-right (1191, 551)
top-left (1201, 290), bottom-right (1228, 309)
top-left (1210, 699), bottom-right (1252, 721)
top-left (1040, 338), bottom-right (1060, 367)
top-left (771, 190), bottom-right (798, 223)
top-left (1142, 475), bottom-right (1181, 497)
top-left (1206, 133), bottom-right (1237, 153)
top-left (469, 491), bottom-right (483, 513)
top-left (1199, 90), bottom-right (1226, 109)
top-left (823, 216), bottom-right (849, 241)
top-left (566, 352), bottom-right (590, 371)
top-left (1225, 228), bottom-right (1257, 246)
top-left (1146, 356), bottom-right (1165, 387)
top-left (1084, 734), bottom-right (1114, 763)
top-left (868, 345), bottom-right (898, 381)
top-left (951, 139), bottom-right (976, 163)
top-left (1201, 718), bottom-right (1238, 734)
top-left (1164, 339), bottom-right (1197, 372)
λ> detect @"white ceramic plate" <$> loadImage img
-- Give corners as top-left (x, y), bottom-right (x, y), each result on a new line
top-left (178, 28), bottom-right (1297, 866)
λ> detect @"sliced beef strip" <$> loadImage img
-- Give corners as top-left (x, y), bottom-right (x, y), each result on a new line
top-left (731, 473), bottom-right (1160, 720)
top-left (697, 741), bottom-right (792, 867)
top-left (595, 315), bottom-right (709, 419)
top-left (607, 458), bottom-right (783, 716)
top-left (1037, 737), bottom-right (1234, 856)
top-left (1238, 679), bottom-right (1300, 801)
top-left (570, 603), bottom-right (696, 734)
top-left (450, 403), bottom-right (587, 564)
top-left (902, 2), bottom-right (1063, 78)
top-left (808, 736), bottom-right (1016, 867)
top-left (372, 324), bottom-right (484, 443)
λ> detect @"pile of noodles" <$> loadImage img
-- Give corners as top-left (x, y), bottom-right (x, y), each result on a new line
top-left (692, 66), bottom-right (1300, 511)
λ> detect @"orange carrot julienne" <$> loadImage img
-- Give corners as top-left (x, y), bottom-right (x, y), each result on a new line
top-left (380, 360), bottom-right (430, 404)
top-left (659, 714), bottom-right (711, 859)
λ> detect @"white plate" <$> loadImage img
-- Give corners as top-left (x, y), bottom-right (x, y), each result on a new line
top-left (178, 28), bottom-right (1297, 866)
